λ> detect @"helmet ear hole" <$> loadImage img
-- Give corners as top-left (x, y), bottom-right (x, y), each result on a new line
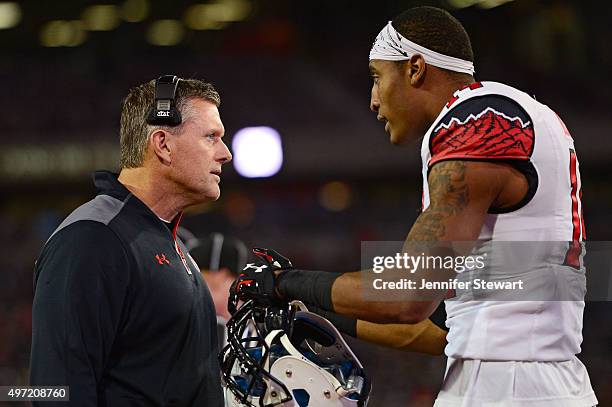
top-left (291, 389), bottom-right (310, 407)
top-left (291, 319), bottom-right (335, 348)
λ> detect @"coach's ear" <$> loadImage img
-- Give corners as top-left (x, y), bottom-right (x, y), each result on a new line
top-left (405, 53), bottom-right (426, 87)
top-left (150, 129), bottom-right (172, 165)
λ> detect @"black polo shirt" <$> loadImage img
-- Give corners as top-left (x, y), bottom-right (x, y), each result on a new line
top-left (30, 171), bottom-right (223, 407)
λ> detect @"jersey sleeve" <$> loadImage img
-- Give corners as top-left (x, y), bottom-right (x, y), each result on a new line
top-left (429, 95), bottom-right (535, 167)
top-left (30, 221), bottom-right (130, 406)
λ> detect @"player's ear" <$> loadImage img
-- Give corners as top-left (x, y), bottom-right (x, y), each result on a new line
top-left (150, 129), bottom-right (172, 165)
top-left (405, 54), bottom-right (426, 86)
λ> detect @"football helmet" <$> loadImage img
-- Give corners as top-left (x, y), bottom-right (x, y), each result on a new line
top-left (220, 300), bottom-right (370, 407)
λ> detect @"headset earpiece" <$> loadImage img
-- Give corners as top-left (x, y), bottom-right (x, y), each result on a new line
top-left (146, 75), bottom-right (182, 126)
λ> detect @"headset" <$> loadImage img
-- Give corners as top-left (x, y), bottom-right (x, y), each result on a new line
top-left (146, 75), bottom-right (182, 126)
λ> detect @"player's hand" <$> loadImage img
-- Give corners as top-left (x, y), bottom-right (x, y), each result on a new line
top-left (230, 248), bottom-right (293, 307)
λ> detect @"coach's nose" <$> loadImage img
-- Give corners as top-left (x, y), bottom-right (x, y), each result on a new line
top-left (218, 139), bottom-right (232, 164)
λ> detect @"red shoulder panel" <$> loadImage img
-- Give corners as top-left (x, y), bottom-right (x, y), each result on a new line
top-left (430, 108), bottom-right (534, 167)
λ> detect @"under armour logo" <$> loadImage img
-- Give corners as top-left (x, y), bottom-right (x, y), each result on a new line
top-left (244, 263), bottom-right (268, 273)
top-left (155, 253), bottom-right (170, 265)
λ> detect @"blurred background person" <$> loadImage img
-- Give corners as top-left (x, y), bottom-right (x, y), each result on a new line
top-left (186, 231), bottom-right (247, 322)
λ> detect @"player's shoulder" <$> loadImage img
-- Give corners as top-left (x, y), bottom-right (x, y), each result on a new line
top-left (428, 82), bottom-right (536, 167)
top-left (439, 81), bottom-right (537, 132)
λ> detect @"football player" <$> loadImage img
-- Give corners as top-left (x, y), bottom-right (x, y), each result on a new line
top-left (234, 6), bottom-right (595, 406)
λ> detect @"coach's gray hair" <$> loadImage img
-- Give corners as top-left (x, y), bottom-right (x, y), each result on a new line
top-left (119, 78), bottom-right (221, 168)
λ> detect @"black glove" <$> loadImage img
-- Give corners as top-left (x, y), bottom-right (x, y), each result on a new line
top-left (230, 248), bottom-right (293, 308)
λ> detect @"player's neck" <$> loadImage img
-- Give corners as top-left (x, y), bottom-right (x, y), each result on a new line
top-left (428, 75), bottom-right (475, 121)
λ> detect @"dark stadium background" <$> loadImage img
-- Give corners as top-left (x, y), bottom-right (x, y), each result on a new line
top-left (0, 0), bottom-right (610, 405)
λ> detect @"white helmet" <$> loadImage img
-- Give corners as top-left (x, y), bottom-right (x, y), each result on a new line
top-left (220, 300), bottom-right (370, 407)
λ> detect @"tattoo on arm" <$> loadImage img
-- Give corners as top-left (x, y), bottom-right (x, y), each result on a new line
top-left (408, 161), bottom-right (469, 242)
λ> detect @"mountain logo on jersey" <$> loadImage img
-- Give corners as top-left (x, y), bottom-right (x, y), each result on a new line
top-left (430, 101), bottom-right (535, 166)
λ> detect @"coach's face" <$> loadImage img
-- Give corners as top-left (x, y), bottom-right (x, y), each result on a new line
top-left (168, 99), bottom-right (232, 202)
top-left (369, 59), bottom-right (429, 145)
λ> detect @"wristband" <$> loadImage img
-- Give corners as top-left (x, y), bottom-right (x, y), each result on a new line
top-left (277, 269), bottom-right (342, 312)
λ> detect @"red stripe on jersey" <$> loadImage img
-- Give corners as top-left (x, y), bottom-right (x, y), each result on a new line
top-left (446, 95), bottom-right (460, 108)
top-left (580, 189), bottom-right (586, 240)
top-left (445, 82), bottom-right (483, 108)
top-left (564, 150), bottom-right (583, 269)
top-left (465, 82), bottom-right (483, 91)
top-left (569, 151), bottom-right (581, 242)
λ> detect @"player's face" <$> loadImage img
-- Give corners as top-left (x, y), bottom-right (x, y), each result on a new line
top-left (168, 99), bottom-right (232, 202)
top-left (369, 60), bottom-right (426, 144)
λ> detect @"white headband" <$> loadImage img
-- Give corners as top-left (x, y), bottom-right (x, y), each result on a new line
top-left (369, 21), bottom-right (475, 75)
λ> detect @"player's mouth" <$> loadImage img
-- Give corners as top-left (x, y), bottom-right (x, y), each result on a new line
top-left (377, 115), bottom-right (389, 133)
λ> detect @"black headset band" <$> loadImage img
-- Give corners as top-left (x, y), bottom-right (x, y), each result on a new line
top-left (155, 75), bottom-right (180, 101)
top-left (146, 75), bottom-right (182, 126)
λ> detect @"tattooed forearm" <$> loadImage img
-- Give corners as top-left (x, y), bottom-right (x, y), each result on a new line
top-left (408, 161), bottom-right (469, 242)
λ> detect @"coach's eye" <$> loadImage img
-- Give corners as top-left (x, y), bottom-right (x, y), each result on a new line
top-left (206, 134), bottom-right (216, 141)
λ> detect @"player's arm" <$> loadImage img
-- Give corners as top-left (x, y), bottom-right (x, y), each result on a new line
top-left (329, 160), bottom-right (509, 323)
top-left (236, 160), bottom-right (522, 323)
top-left (30, 222), bottom-right (129, 406)
top-left (269, 160), bottom-right (511, 324)
top-left (357, 319), bottom-right (447, 355)
top-left (306, 303), bottom-right (447, 355)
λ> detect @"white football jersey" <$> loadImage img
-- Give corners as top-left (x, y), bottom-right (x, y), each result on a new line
top-left (420, 81), bottom-right (587, 362)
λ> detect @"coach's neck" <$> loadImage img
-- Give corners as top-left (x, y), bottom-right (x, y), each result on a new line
top-left (118, 166), bottom-right (185, 223)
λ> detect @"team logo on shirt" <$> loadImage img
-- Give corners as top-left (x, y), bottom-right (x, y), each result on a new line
top-left (155, 253), bottom-right (170, 265)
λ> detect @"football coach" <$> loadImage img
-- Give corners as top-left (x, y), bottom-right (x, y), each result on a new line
top-left (30, 76), bottom-right (232, 406)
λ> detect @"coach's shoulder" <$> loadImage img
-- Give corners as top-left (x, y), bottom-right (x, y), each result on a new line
top-left (44, 219), bottom-right (123, 251)
top-left (36, 220), bottom-right (129, 285)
